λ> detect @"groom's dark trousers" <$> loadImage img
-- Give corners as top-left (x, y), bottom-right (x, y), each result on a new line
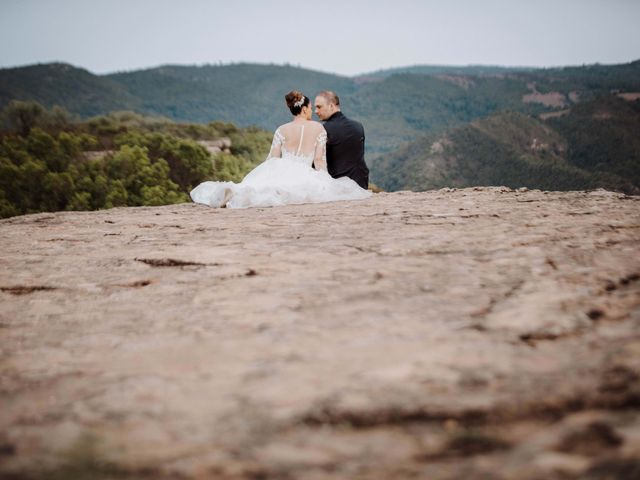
top-left (322, 112), bottom-right (369, 189)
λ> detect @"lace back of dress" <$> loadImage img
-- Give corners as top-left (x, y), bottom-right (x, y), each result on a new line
top-left (278, 123), bottom-right (320, 165)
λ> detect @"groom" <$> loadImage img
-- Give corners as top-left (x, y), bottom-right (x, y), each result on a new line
top-left (314, 91), bottom-right (369, 189)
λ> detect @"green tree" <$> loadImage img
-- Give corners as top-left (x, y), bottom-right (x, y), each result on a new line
top-left (105, 180), bottom-right (128, 208)
top-left (2, 100), bottom-right (45, 136)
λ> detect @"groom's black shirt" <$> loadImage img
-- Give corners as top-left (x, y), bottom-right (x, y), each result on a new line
top-left (322, 111), bottom-right (369, 189)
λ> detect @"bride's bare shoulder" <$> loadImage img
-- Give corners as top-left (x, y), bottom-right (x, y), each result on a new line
top-left (307, 120), bottom-right (325, 131)
top-left (276, 120), bottom-right (323, 134)
top-left (273, 122), bottom-right (294, 137)
top-left (276, 121), bottom-right (294, 130)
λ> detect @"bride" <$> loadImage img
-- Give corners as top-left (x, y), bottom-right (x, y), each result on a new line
top-left (190, 90), bottom-right (372, 208)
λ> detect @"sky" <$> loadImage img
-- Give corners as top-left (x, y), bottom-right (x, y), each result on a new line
top-left (1, 0), bottom-right (639, 76)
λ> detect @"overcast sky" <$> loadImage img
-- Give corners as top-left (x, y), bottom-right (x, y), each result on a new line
top-left (1, 0), bottom-right (639, 76)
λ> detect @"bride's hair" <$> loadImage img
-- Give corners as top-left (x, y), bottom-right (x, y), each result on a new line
top-left (285, 90), bottom-right (309, 115)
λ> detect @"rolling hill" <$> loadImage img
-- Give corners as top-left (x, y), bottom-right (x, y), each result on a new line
top-left (0, 63), bottom-right (140, 116)
top-left (106, 63), bottom-right (357, 127)
top-left (3, 60), bottom-right (639, 152)
top-left (370, 96), bottom-right (640, 195)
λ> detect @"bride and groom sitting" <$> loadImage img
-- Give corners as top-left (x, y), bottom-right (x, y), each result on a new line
top-left (190, 90), bottom-right (371, 209)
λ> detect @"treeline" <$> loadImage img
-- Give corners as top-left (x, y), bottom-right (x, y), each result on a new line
top-left (0, 101), bottom-right (272, 218)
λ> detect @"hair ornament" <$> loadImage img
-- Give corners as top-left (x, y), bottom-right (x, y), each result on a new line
top-left (294, 95), bottom-right (306, 108)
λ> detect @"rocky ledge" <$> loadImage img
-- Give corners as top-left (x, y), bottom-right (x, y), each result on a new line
top-left (1, 187), bottom-right (639, 479)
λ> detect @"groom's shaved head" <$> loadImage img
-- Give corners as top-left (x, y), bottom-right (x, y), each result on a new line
top-left (317, 91), bottom-right (340, 106)
top-left (314, 91), bottom-right (341, 120)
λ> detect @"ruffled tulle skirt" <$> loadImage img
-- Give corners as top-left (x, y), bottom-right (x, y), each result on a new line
top-left (190, 157), bottom-right (371, 208)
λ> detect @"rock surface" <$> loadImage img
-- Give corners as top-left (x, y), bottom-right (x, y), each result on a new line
top-left (1, 187), bottom-right (639, 479)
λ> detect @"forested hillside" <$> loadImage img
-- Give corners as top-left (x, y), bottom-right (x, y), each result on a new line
top-left (0, 63), bottom-right (140, 116)
top-left (357, 64), bottom-right (535, 79)
top-left (0, 103), bottom-right (271, 218)
top-left (3, 60), bottom-right (639, 154)
top-left (370, 96), bottom-right (640, 195)
top-left (547, 95), bottom-right (640, 187)
top-left (107, 64), bottom-right (357, 127)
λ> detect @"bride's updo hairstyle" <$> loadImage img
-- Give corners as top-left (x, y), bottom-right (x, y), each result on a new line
top-left (285, 90), bottom-right (309, 115)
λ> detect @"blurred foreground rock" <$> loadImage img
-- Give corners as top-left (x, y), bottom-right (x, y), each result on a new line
top-left (1, 187), bottom-right (639, 479)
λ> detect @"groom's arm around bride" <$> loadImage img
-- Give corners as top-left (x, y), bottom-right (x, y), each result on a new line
top-left (314, 91), bottom-right (370, 190)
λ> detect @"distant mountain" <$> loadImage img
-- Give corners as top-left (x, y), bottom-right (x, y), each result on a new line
top-left (0, 63), bottom-right (140, 116)
top-left (356, 64), bottom-right (536, 80)
top-left (106, 63), bottom-right (358, 128)
top-left (4, 59), bottom-right (639, 152)
top-left (348, 72), bottom-right (539, 154)
top-left (370, 96), bottom-right (640, 195)
top-left (547, 95), bottom-right (640, 187)
top-left (523, 60), bottom-right (640, 95)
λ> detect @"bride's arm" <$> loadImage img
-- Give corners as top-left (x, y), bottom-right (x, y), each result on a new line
top-left (314, 130), bottom-right (328, 171)
top-left (268, 128), bottom-right (284, 159)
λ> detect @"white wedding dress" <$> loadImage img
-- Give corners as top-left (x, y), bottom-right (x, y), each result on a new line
top-left (190, 122), bottom-right (372, 208)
